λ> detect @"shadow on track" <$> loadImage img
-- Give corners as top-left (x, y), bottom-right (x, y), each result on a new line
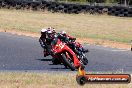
top-left (36, 59), bottom-right (52, 61)
top-left (50, 67), bottom-right (77, 71)
top-left (36, 59), bottom-right (76, 71)
top-left (50, 67), bottom-right (68, 70)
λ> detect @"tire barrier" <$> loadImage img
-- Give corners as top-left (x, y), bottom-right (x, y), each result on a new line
top-left (108, 6), bottom-right (132, 17)
top-left (0, 0), bottom-right (132, 17)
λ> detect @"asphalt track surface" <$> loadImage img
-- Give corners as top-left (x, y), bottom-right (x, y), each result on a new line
top-left (0, 32), bottom-right (132, 73)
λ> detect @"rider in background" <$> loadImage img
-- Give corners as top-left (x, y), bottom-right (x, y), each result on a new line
top-left (39, 27), bottom-right (57, 57)
top-left (57, 31), bottom-right (76, 43)
top-left (39, 28), bottom-right (47, 49)
top-left (57, 31), bottom-right (89, 55)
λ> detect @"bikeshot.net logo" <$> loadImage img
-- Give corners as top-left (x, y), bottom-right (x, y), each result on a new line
top-left (76, 74), bottom-right (131, 85)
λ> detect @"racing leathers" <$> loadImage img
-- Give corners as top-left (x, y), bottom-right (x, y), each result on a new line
top-left (39, 30), bottom-right (58, 57)
top-left (57, 32), bottom-right (88, 55)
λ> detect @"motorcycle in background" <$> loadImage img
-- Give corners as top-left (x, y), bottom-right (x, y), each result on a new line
top-left (67, 39), bottom-right (89, 65)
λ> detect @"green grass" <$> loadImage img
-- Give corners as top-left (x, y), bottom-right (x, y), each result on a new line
top-left (0, 9), bottom-right (132, 43)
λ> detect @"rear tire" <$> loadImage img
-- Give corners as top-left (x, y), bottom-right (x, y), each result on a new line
top-left (61, 54), bottom-right (76, 71)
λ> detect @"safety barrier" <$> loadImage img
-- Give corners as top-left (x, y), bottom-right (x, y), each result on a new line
top-left (0, 0), bottom-right (132, 17)
top-left (108, 6), bottom-right (132, 17)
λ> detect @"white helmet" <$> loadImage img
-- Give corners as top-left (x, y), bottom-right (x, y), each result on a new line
top-left (41, 28), bottom-right (47, 33)
top-left (47, 30), bottom-right (52, 34)
top-left (61, 31), bottom-right (66, 35)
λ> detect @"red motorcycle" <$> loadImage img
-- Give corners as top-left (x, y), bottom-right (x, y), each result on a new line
top-left (50, 38), bottom-right (82, 71)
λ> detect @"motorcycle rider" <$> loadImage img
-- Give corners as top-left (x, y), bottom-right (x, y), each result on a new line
top-left (39, 27), bottom-right (86, 68)
top-left (57, 31), bottom-right (76, 43)
top-left (39, 27), bottom-right (56, 57)
top-left (39, 28), bottom-right (88, 56)
top-left (57, 31), bottom-right (89, 55)
top-left (39, 28), bottom-right (47, 49)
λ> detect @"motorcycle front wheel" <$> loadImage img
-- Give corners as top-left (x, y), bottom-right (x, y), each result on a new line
top-left (81, 57), bottom-right (88, 65)
top-left (61, 53), bottom-right (76, 71)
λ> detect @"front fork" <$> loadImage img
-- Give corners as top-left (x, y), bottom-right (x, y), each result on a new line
top-left (65, 51), bottom-right (81, 68)
top-left (72, 53), bottom-right (82, 68)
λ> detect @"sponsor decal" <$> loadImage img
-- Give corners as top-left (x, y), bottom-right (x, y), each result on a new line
top-left (76, 67), bottom-right (131, 85)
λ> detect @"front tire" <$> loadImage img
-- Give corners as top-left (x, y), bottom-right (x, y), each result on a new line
top-left (81, 57), bottom-right (88, 65)
top-left (52, 58), bottom-right (61, 65)
top-left (61, 54), bottom-right (76, 71)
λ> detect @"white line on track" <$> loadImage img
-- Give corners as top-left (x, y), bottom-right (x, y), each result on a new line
top-left (85, 44), bottom-right (131, 52)
top-left (110, 49), bottom-right (130, 52)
